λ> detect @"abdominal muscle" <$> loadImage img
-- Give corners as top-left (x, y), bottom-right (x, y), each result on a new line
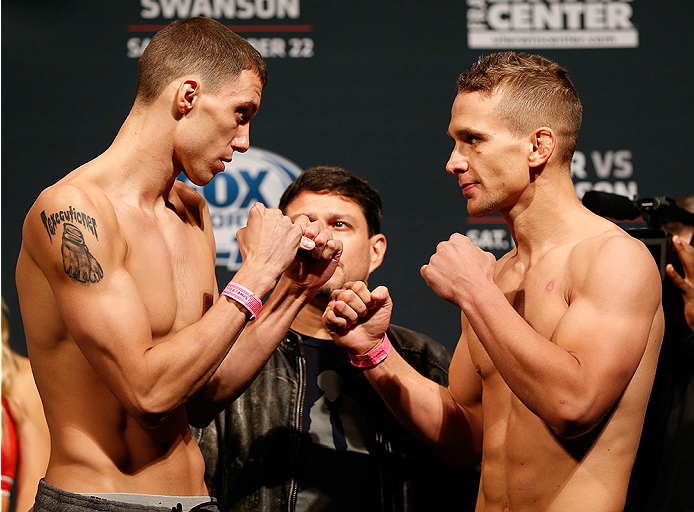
top-left (36, 338), bottom-right (208, 497)
top-left (475, 374), bottom-right (644, 512)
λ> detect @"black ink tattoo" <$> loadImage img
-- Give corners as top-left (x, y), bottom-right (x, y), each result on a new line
top-left (42, 206), bottom-right (98, 243)
top-left (61, 223), bottom-right (103, 283)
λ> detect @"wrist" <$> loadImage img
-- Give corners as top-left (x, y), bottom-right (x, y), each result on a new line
top-left (232, 265), bottom-right (280, 299)
top-left (278, 274), bottom-right (316, 300)
top-left (221, 281), bottom-right (263, 320)
top-left (349, 333), bottom-right (391, 369)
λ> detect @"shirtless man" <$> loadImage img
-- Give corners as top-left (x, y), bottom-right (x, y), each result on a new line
top-left (323, 52), bottom-right (664, 512)
top-left (15, 17), bottom-right (341, 511)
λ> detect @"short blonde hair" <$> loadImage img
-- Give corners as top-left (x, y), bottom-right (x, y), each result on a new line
top-left (457, 51), bottom-right (582, 166)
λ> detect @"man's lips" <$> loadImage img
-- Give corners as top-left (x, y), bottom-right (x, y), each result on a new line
top-left (216, 157), bottom-right (232, 173)
top-left (460, 182), bottom-right (478, 197)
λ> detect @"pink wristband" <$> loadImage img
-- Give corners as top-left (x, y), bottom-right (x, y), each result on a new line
top-left (221, 281), bottom-right (262, 320)
top-left (349, 333), bottom-right (391, 368)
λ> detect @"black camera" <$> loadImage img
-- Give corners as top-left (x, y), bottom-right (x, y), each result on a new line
top-left (582, 191), bottom-right (694, 309)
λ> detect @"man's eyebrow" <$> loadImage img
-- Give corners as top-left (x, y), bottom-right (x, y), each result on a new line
top-left (239, 100), bottom-right (259, 112)
top-left (448, 127), bottom-right (485, 139)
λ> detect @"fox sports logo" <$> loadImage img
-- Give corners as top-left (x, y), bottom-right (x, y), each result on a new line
top-left (178, 147), bottom-right (303, 270)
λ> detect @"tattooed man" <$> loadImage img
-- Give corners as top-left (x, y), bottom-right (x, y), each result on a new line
top-left (15, 18), bottom-right (341, 512)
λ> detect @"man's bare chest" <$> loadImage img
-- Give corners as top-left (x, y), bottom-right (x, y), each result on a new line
top-left (469, 260), bottom-right (571, 378)
top-left (119, 214), bottom-right (216, 337)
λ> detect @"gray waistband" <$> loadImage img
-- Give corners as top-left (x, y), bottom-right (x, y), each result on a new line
top-left (82, 493), bottom-right (211, 511)
top-left (35, 480), bottom-right (218, 512)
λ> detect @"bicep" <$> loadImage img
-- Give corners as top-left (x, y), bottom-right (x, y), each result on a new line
top-left (25, 192), bottom-right (153, 400)
top-left (554, 238), bottom-right (662, 409)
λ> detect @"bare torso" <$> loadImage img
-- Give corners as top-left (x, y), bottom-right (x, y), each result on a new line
top-left (467, 226), bottom-right (663, 511)
top-left (16, 172), bottom-right (215, 495)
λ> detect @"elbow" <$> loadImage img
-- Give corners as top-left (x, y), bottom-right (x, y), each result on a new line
top-left (546, 405), bottom-right (607, 439)
top-left (129, 391), bottom-right (178, 429)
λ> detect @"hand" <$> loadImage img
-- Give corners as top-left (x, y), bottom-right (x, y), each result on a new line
top-left (420, 233), bottom-right (496, 307)
top-left (283, 216), bottom-right (343, 295)
top-left (323, 282), bottom-right (392, 356)
top-left (666, 234), bottom-right (694, 330)
top-left (235, 203), bottom-right (306, 294)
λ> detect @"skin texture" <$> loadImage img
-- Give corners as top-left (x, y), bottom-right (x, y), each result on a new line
top-left (324, 90), bottom-right (664, 512)
top-left (15, 69), bottom-right (342, 497)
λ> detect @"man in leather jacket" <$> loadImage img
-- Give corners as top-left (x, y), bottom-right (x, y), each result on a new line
top-left (193, 166), bottom-right (479, 511)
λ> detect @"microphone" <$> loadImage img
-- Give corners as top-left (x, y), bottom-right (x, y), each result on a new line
top-left (582, 191), bottom-right (641, 220)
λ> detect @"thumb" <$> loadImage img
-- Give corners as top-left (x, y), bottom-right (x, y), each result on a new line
top-left (370, 285), bottom-right (391, 307)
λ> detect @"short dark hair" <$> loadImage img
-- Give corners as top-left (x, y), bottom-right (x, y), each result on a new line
top-left (135, 17), bottom-right (268, 105)
top-left (457, 51), bottom-right (582, 166)
top-left (279, 166), bottom-right (383, 236)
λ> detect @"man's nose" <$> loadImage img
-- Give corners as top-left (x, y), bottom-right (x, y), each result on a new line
top-left (232, 124), bottom-right (250, 153)
top-left (446, 150), bottom-right (468, 175)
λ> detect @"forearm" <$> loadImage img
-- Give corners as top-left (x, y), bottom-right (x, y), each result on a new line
top-left (187, 275), bottom-right (315, 426)
top-left (361, 348), bottom-right (481, 468)
top-left (111, 236), bottom-right (304, 420)
top-left (123, 295), bottom-right (252, 425)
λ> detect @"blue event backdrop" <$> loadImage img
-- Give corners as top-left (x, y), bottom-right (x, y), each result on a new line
top-left (2, 0), bottom-right (693, 355)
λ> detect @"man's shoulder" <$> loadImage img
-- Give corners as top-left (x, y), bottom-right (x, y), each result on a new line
top-left (565, 222), bottom-right (663, 307)
top-left (25, 178), bottom-right (115, 240)
top-left (570, 224), bottom-right (659, 276)
top-left (33, 160), bottom-right (119, 210)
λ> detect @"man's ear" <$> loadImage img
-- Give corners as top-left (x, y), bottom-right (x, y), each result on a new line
top-left (368, 233), bottom-right (387, 274)
top-left (175, 79), bottom-right (200, 114)
top-left (528, 127), bottom-right (556, 167)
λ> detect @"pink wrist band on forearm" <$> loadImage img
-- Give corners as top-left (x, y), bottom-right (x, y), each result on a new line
top-left (349, 333), bottom-right (391, 368)
top-left (221, 281), bottom-right (263, 320)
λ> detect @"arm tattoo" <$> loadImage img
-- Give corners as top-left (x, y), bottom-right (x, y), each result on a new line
top-left (41, 207), bottom-right (98, 242)
top-left (61, 223), bottom-right (103, 283)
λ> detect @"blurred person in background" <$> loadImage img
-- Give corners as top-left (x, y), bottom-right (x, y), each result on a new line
top-left (626, 194), bottom-right (694, 512)
top-left (663, 194), bottom-right (694, 330)
top-left (2, 299), bottom-right (50, 512)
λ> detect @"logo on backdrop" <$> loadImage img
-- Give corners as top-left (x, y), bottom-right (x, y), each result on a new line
top-left (128, 0), bottom-right (314, 59)
top-left (571, 148), bottom-right (637, 200)
top-left (178, 147), bottom-right (303, 270)
top-left (466, 0), bottom-right (639, 49)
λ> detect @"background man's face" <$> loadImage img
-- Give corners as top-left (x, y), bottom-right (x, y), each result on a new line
top-left (284, 191), bottom-right (383, 296)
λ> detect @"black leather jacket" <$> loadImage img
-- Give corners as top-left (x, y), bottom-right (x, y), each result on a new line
top-left (192, 324), bottom-right (479, 512)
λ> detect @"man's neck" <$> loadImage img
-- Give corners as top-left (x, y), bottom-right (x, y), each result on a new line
top-left (290, 298), bottom-right (332, 340)
top-left (502, 174), bottom-right (587, 259)
top-left (99, 107), bottom-right (180, 208)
